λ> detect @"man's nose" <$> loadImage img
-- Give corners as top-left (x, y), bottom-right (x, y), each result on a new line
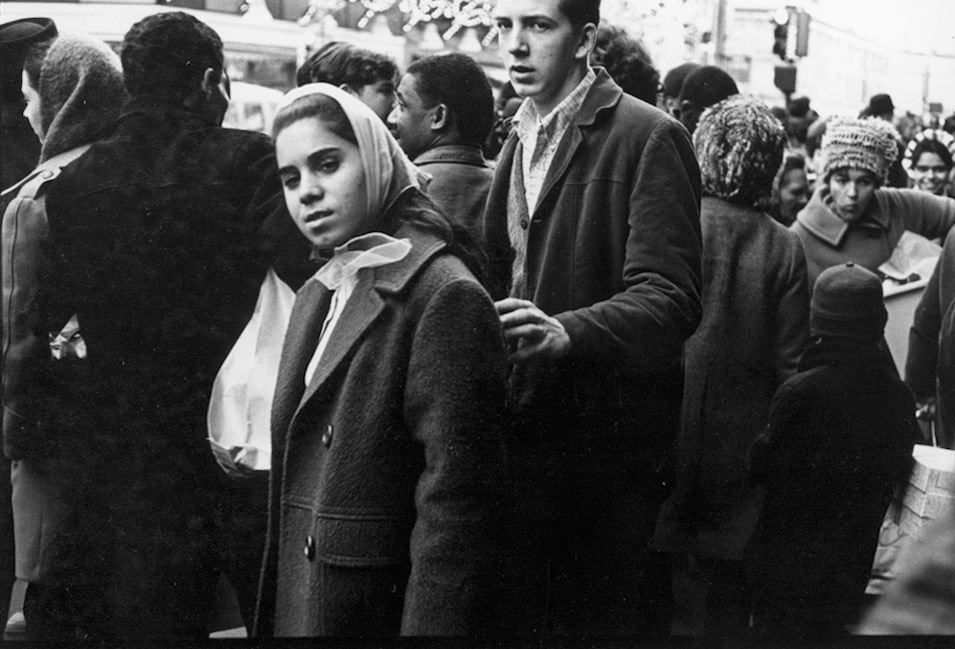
top-left (503, 28), bottom-right (528, 56)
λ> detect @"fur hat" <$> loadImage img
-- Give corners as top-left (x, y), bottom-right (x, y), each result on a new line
top-left (821, 116), bottom-right (900, 182)
top-left (37, 33), bottom-right (127, 161)
top-left (810, 262), bottom-right (887, 342)
top-left (694, 94), bottom-right (785, 208)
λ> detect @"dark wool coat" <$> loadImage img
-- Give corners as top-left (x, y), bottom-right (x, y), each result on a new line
top-left (480, 69), bottom-right (701, 635)
top-left (481, 68), bottom-right (702, 447)
top-left (747, 340), bottom-right (917, 636)
top-left (907, 226), bottom-right (955, 447)
top-left (32, 96), bottom-right (297, 635)
top-left (254, 221), bottom-right (507, 637)
top-left (655, 197), bottom-right (809, 560)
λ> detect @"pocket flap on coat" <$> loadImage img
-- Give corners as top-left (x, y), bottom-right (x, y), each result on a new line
top-left (316, 515), bottom-right (411, 567)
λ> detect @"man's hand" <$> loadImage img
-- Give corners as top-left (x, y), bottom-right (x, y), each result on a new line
top-left (495, 298), bottom-right (571, 364)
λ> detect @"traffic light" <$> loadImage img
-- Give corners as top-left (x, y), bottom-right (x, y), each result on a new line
top-left (772, 23), bottom-right (788, 59)
top-left (772, 9), bottom-right (790, 61)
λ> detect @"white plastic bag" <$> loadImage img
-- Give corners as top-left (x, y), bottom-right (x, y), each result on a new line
top-left (208, 268), bottom-right (294, 476)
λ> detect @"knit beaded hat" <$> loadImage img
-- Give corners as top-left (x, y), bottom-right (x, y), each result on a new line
top-left (693, 94), bottom-right (786, 208)
top-left (821, 116), bottom-right (900, 183)
top-left (810, 262), bottom-right (887, 342)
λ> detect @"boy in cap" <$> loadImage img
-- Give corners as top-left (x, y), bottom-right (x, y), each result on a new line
top-left (747, 262), bottom-right (918, 637)
top-left (791, 116), bottom-right (955, 286)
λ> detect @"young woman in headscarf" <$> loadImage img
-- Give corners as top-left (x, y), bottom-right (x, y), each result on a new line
top-left (253, 84), bottom-right (507, 637)
top-left (0, 32), bottom-right (127, 639)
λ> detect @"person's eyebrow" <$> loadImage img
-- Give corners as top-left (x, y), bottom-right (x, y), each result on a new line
top-left (277, 147), bottom-right (341, 176)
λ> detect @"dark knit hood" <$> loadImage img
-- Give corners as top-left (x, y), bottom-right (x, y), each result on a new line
top-left (38, 33), bottom-right (127, 162)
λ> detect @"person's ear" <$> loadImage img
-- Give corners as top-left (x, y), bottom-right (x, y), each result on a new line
top-left (431, 103), bottom-right (449, 131)
top-left (575, 22), bottom-right (597, 61)
top-left (201, 68), bottom-right (219, 100)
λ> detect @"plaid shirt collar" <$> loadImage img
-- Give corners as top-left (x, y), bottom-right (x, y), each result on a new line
top-left (512, 67), bottom-right (597, 146)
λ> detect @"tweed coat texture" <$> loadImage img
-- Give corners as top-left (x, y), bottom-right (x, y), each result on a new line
top-left (254, 221), bottom-right (508, 637)
top-left (747, 340), bottom-right (917, 635)
top-left (654, 197), bottom-right (810, 560)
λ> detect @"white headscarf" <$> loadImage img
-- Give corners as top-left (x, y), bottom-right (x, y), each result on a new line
top-left (275, 83), bottom-right (421, 221)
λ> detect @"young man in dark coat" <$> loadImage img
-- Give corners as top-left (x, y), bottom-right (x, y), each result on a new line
top-left (483, 0), bottom-right (702, 635)
top-left (748, 262), bottom-right (918, 638)
top-left (31, 11), bottom-right (301, 639)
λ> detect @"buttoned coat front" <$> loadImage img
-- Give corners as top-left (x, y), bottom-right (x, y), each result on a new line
top-left (255, 223), bottom-right (507, 637)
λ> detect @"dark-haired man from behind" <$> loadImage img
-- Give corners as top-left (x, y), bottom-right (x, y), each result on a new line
top-left (36, 11), bottom-right (297, 639)
top-left (677, 64), bottom-right (738, 134)
top-left (485, 0), bottom-right (702, 636)
top-left (390, 52), bottom-right (495, 236)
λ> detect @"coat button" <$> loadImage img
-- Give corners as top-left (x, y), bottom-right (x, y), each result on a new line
top-left (304, 535), bottom-right (315, 560)
top-left (519, 218), bottom-right (529, 230)
top-left (321, 424), bottom-right (333, 448)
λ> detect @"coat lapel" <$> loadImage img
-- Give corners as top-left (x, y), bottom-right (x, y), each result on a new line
top-left (534, 126), bottom-right (583, 219)
top-left (296, 274), bottom-right (385, 412)
top-left (287, 227), bottom-right (448, 427)
top-left (272, 279), bottom-right (332, 439)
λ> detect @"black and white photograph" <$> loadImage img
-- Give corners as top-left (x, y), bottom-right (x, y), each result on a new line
top-left (0, 0), bottom-right (953, 643)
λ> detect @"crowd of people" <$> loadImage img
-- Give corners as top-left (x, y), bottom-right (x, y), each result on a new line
top-left (0, 0), bottom-right (954, 641)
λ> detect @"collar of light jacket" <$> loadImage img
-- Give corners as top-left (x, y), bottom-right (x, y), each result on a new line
top-left (796, 185), bottom-right (890, 247)
top-left (413, 144), bottom-right (489, 168)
